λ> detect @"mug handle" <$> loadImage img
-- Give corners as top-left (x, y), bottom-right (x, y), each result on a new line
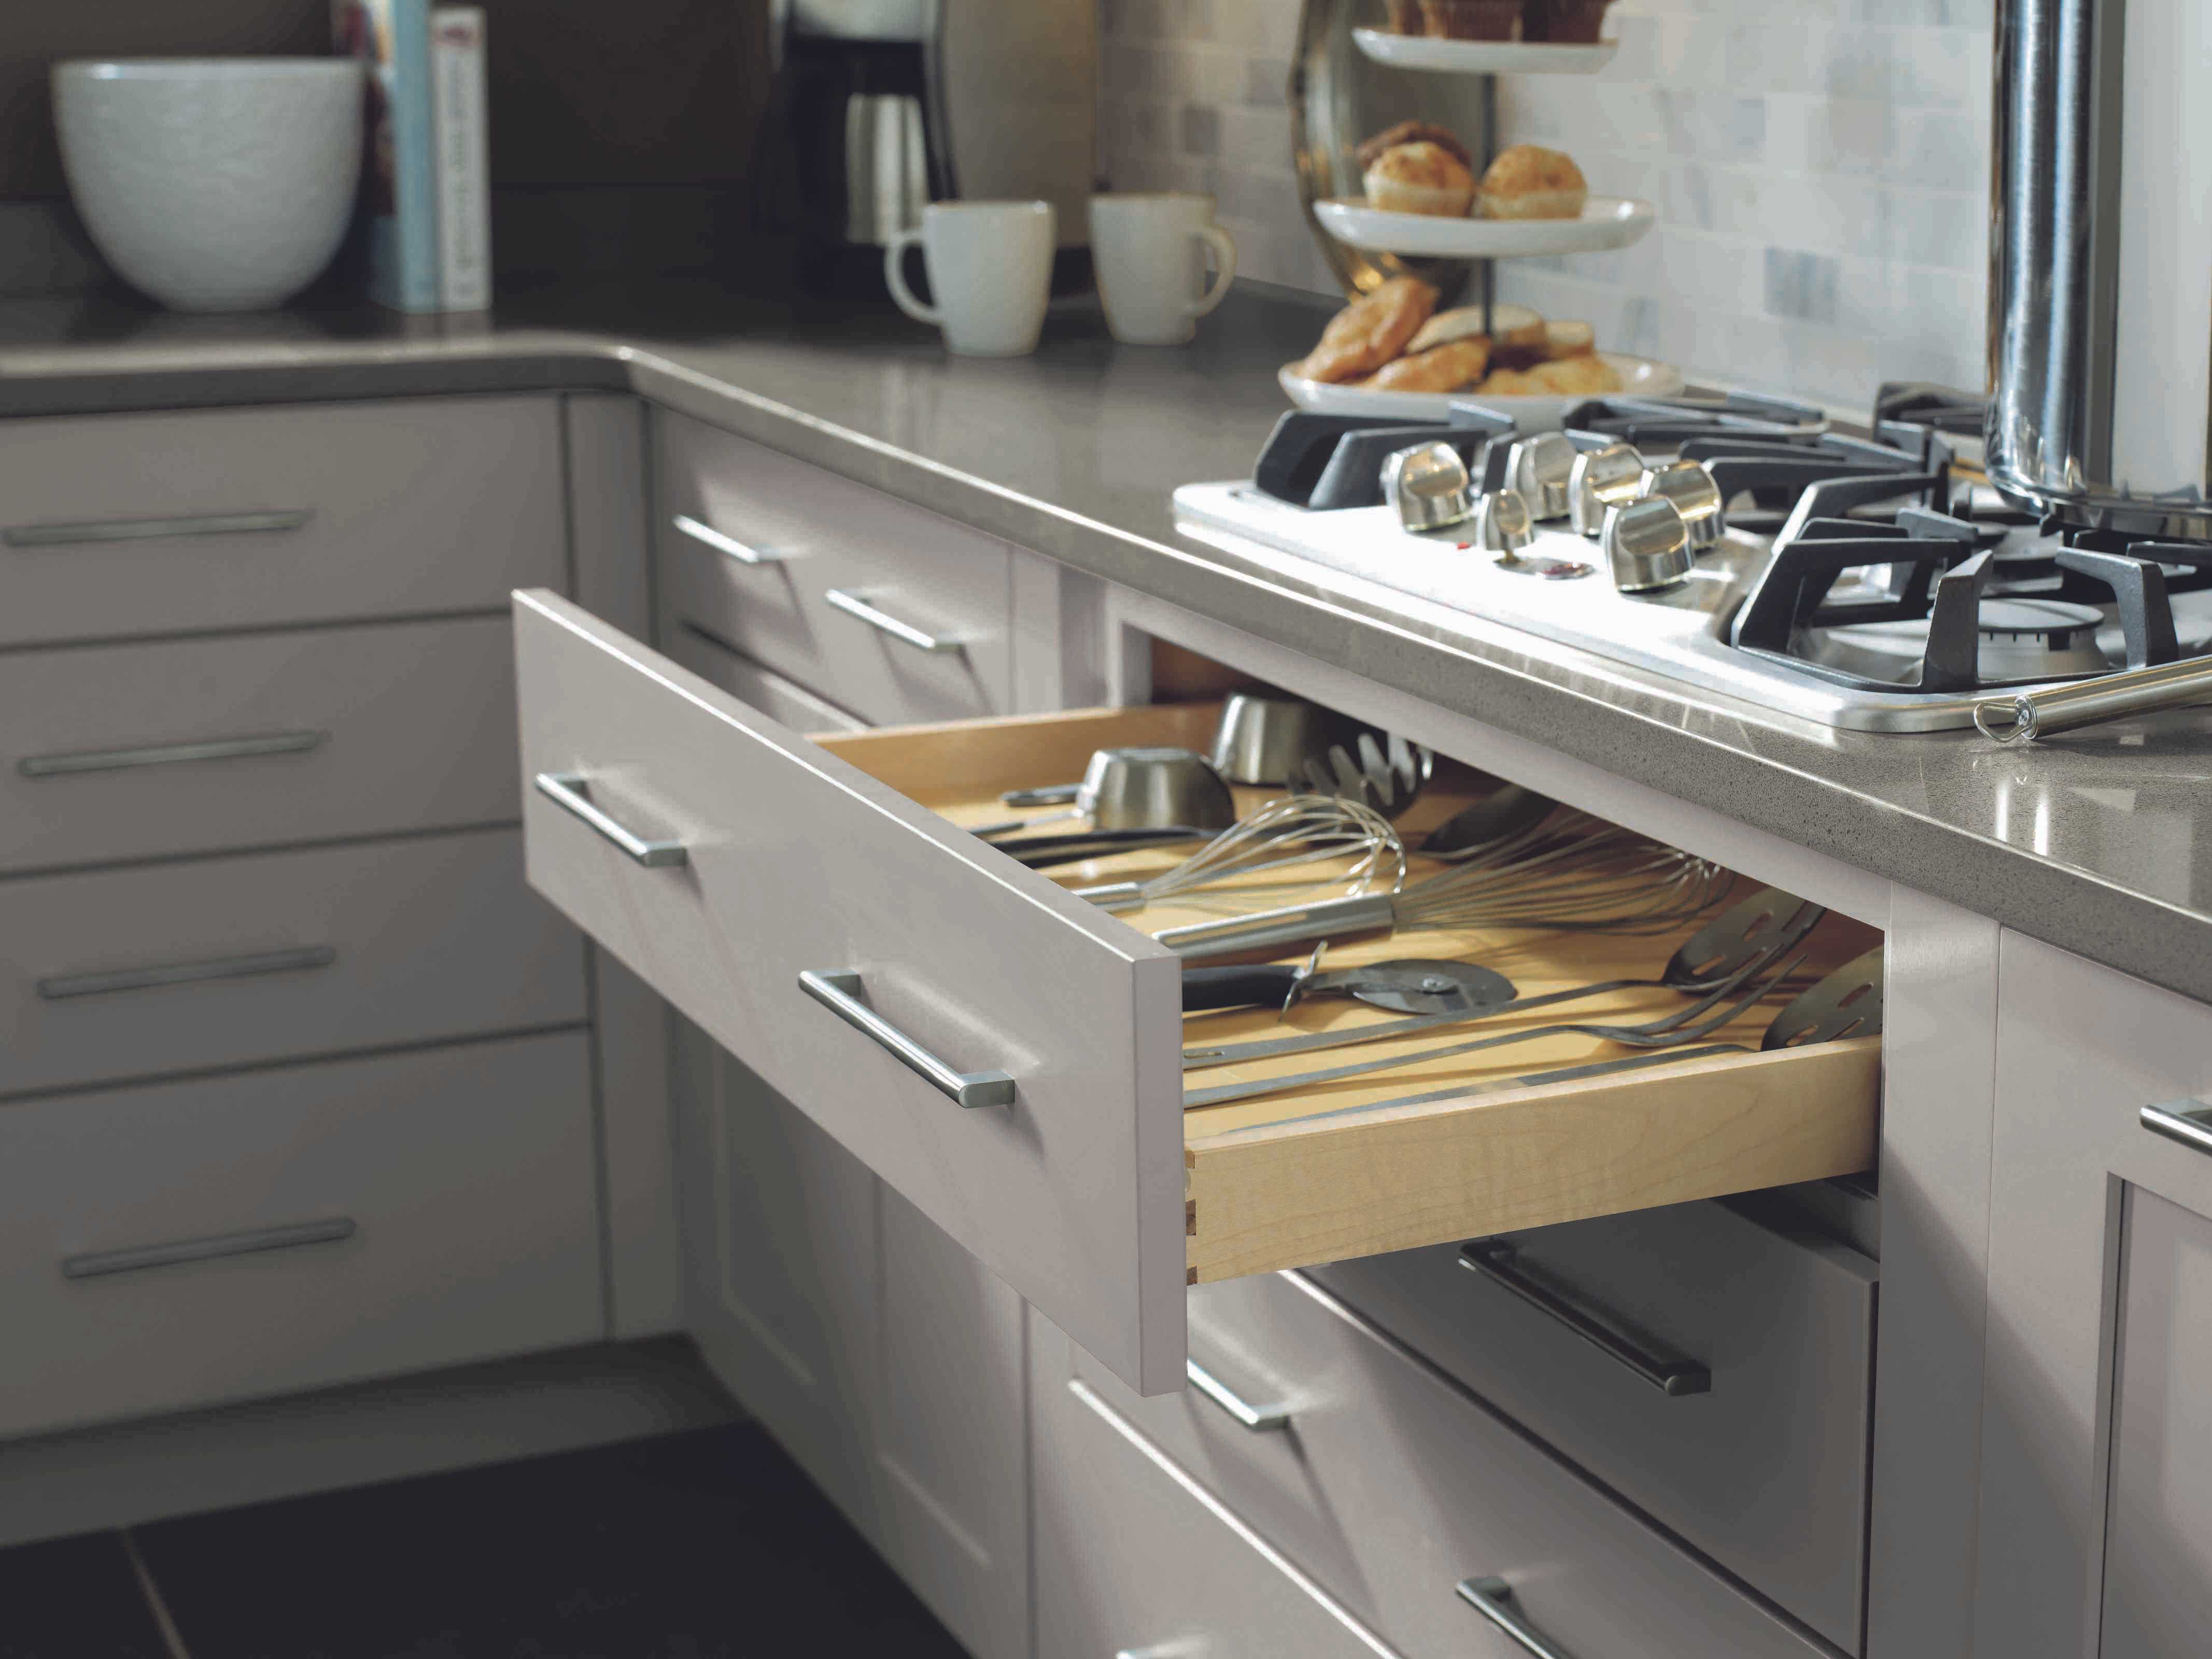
top-left (883, 228), bottom-right (941, 325)
top-left (1185, 225), bottom-right (1239, 318)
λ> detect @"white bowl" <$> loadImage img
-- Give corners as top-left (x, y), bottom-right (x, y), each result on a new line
top-left (53, 59), bottom-right (363, 313)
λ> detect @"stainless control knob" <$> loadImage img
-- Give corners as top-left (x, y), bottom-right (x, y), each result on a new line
top-left (1568, 442), bottom-right (1645, 537)
top-left (1603, 496), bottom-right (1692, 592)
top-left (1382, 442), bottom-right (1475, 533)
top-left (1506, 432), bottom-right (1577, 521)
top-left (1474, 487), bottom-right (1534, 554)
top-left (1639, 459), bottom-right (1726, 551)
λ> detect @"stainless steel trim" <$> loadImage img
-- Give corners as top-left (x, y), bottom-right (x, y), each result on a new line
top-left (797, 967), bottom-right (1017, 1108)
top-left (37, 945), bottom-right (337, 1002)
top-left (821, 587), bottom-right (962, 653)
top-left (19, 729), bottom-right (328, 778)
top-left (532, 771), bottom-right (689, 868)
top-left (4, 509), bottom-right (314, 548)
top-left (1460, 1239), bottom-right (1712, 1396)
top-left (2141, 1100), bottom-right (2212, 1157)
top-left (1184, 1358), bottom-right (1292, 1431)
top-left (1457, 1578), bottom-right (1573, 1659)
top-left (1973, 655), bottom-right (2212, 741)
top-left (670, 512), bottom-right (786, 566)
top-left (62, 1217), bottom-right (357, 1280)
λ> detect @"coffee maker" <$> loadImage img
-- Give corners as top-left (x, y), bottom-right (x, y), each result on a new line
top-left (754, 0), bottom-right (1098, 300)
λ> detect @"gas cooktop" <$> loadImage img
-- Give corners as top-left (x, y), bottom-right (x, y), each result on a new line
top-left (1173, 385), bottom-right (2212, 734)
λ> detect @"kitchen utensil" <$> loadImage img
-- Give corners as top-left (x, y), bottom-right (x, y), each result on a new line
top-left (1089, 191), bottom-right (1237, 346)
top-left (1160, 820), bottom-right (1731, 961)
top-left (52, 60), bottom-right (362, 313)
top-left (1179, 886), bottom-right (1823, 1068)
top-left (1973, 653), bottom-right (2212, 743)
top-left (1208, 694), bottom-right (1342, 787)
top-left (985, 746), bottom-right (1237, 837)
top-left (1419, 783), bottom-right (1559, 856)
top-left (1183, 955), bottom-right (1517, 1015)
top-left (1603, 497), bottom-right (1692, 593)
top-left (1301, 733), bottom-right (1432, 819)
top-left (1182, 947), bottom-right (1809, 1109)
top-left (1759, 949), bottom-right (1883, 1048)
top-left (885, 200), bottom-right (1056, 357)
top-left (1074, 793), bottom-right (1404, 914)
top-left (1204, 1045), bottom-right (1748, 1132)
top-left (997, 826), bottom-right (1214, 868)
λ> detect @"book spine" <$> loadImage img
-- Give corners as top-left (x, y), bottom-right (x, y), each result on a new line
top-left (430, 7), bottom-right (491, 311)
top-left (383, 0), bottom-right (442, 312)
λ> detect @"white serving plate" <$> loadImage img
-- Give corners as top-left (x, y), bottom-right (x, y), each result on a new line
top-left (1314, 195), bottom-right (1655, 258)
top-left (1351, 27), bottom-right (1619, 74)
top-left (1277, 354), bottom-right (1686, 421)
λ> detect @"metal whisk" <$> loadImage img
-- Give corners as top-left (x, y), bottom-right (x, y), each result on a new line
top-left (1070, 794), bottom-right (1405, 916)
top-left (1154, 817), bottom-right (1731, 959)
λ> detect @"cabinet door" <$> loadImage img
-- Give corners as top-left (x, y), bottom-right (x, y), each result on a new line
top-left (1978, 932), bottom-right (2212, 1659)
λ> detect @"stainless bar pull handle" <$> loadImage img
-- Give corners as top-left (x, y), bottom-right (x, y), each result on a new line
top-left (670, 513), bottom-right (785, 566)
top-left (797, 968), bottom-right (1016, 1109)
top-left (4, 509), bottom-right (314, 548)
top-left (38, 945), bottom-right (336, 1002)
top-left (63, 1217), bottom-right (357, 1280)
top-left (1185, 1358), bottom-right (1291, 1431)
top-left (19, 729), bottom-right (328, 778)
top-left (1458, 1577), bottom-right (1574, 1659)
top-left (532, 771), bottom-right (688, 868)
top-left (822, 587), bottom-right (962, 654)
top-left (2142, 1100), bottom-right (2212, 1156)
top-left (1460, 1239), bottom-right (1711, 1397)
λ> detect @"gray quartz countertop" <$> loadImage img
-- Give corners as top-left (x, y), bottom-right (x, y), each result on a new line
top-left (5, 279), bottom-right (2211, 1004)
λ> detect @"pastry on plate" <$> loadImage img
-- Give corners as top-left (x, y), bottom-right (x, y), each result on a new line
top-left (1544, 318), bottom-right (1596, 358)
top-left (1298, 277), bottom-right (1440, 383)
top-left (1472, 367), bottom-right (1539, 397)
top-left (1477, 145), bottom-right (1588, 220)
top-left (1364, 142), bottom-right (1477, 217)
top-left (1363, 337), bottom-right (1492, 393)
top-left (1418, 0), bottom-right (1519, 38)
top-left (1406, 302), bottom-right (1546, 356)
top-left (1355, 121), bottom-right (1473, 173)
top-left (1525, 353), bottom-right (1624, 396)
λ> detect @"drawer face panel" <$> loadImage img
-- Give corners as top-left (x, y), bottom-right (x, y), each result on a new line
top-left (655, 411), bottom-right (1012, 726)
top-left (0, 830), bottom-right (585, 1099)
top-left (0, 397), bottom-right (563, 646)
top-left (1309, 1197), bottom-right (1877, 1651)
top-left (0, 616), bottom-right (524, 874)
top-left (0, 1032), bottom-right (601, 1439)
top-left (1032, 1319), bottom-right (1397, 1659)
top-left (1060, 1273), bottom-right (1829, 1659)
top-left (516, 589), bottom-right (1881, 1399)
top-left (664, 622), bottom-right (868, 736)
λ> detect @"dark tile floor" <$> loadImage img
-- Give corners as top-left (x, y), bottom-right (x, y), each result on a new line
top-left (6, 1424), bottom-right (971, 1658)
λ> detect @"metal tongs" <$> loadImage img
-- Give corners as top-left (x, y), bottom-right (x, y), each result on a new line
top-left (1973, 653), bottom-right (2212, 742)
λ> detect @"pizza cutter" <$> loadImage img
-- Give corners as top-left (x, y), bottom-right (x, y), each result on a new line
top-left (1182, 949), bottom-right (1515, 1017)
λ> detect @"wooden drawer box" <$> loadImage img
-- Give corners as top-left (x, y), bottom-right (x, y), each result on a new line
top-left (0, 616), bottom-right (524, 875)
top-left (0, 828), bottom-right (585, 1100)
top-left (515, 590), bottom-right (1881, 1398)
top-left (1308, 1197), bottom-right (1878, 1652)
top-left (0, 1033), bottom-right (601, 1440)
top-left (0, 397), bottom-right (563, 648)
top-left (655, 410), bottom-right (1012, 726)
top-left (1044, 1271), bottom-right (1832, 1659)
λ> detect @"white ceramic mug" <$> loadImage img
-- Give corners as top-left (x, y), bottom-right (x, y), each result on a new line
top-left (884, 200), bottom-right (1056, 357)
top-left (1088, 193), bottom-right (1238, 346)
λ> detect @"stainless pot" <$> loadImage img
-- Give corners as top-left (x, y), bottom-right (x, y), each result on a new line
top-left (1988, 0), bottom-right (2212, 540)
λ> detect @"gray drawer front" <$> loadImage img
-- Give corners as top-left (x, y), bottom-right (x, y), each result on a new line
top-left (1066, 1270), bottom-right (1830, 1659)
top-left (1032, 1317), bottom-right (1399, 1659)
top-left (664, 622), bottom-right (868, 736)
top-left (655, 410), bottom-right (1011, 726)
top-left (0, 397), bottom-right (563, 646)
top-left (0, 830), bottom-right (585, 1099)
top-left (0, 1032), bottom-right (601, 1440)
top-left (1308, 1196), bottom-right (1876, 1652)
top-left (0, 616), bottom-right (524, 874)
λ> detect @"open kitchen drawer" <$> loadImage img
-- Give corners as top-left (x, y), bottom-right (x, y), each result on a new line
top-left (515, 591), bottom-right (1880, 1396)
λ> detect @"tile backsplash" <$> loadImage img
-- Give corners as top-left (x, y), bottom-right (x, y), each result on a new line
top-left (1099, 0), bottom-right (1995, 408)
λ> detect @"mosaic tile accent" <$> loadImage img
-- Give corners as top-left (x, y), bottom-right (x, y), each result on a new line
top-left (1098, 0), bottom-right (1995, 407)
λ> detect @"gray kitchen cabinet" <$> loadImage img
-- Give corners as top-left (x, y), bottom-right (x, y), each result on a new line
top-left (1977, 931), bottom-right (2212, 1659)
